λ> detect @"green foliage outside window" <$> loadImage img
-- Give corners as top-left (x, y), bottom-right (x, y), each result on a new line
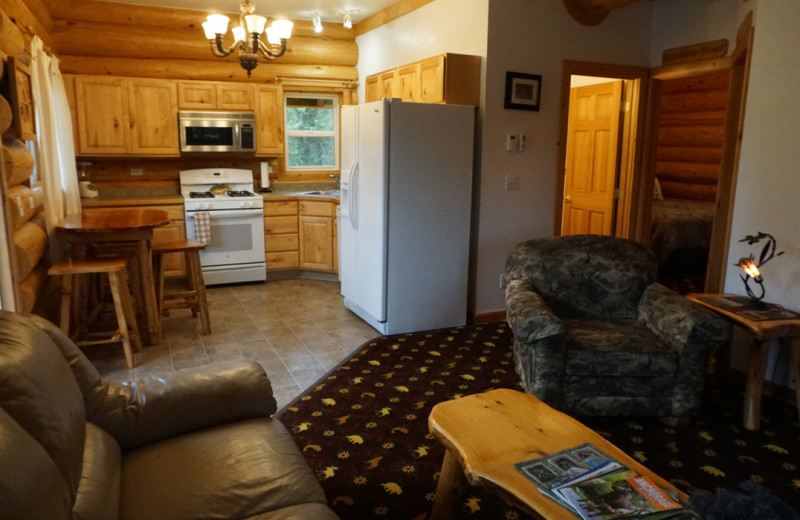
top-left (285, 95), bottom-right (338, 170)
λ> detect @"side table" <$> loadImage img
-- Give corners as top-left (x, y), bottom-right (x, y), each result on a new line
top-left (687, 293), bottom-right (800, 431)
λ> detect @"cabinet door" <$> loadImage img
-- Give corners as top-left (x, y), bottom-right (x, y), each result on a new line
top-left (177, 81), bottom-right (217, 109)
top-left (418, 55), bottom-right (446, 103)
top-left (299, 215), bottom-right (333, 271)
top-left (75, 76), bottom-right (130, 155)
top-left (255, 85), bottom-right (284, 155)
top-left (128, 79), bottom-right (180, 156)
top-left (379, 71), bottom-right (397, 99)
top-left (365, 75), bottom-right (379, 103)
top-left (397, 64), bottom-right (418, 102)
top-left (217, 83), bottom-right (253, 110)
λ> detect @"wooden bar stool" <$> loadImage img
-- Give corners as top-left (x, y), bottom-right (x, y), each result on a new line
top-left (48, 257), bottom-right (141, 368)
top-left (152, 238), bottom-right (211, 335)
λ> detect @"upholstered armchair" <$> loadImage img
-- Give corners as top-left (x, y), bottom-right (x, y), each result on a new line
top-left (505, 235), bottom-right (730, 418)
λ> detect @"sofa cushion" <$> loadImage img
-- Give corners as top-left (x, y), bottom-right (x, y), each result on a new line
top-left (120, 418), bottom-right (328, 520)
top-left (564, 319), bottom-right (678, 377)
top-left (0, 407), bottom-right (72, 519)
top-left (242, 503), bottom-right (341, 520)
top-left (0, 312), bottom-right (86, 498)
top-left (73, 423), bottom-right (121, 520)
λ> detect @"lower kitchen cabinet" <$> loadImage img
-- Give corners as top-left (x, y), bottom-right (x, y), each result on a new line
top-left (264, 198), bottom-right (338, 274)
top-left (264, 200), bottom-right (300, 270)
top-left (299, 201), bottom-right (336, 272)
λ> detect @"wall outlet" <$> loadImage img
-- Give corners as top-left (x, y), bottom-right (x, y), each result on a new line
top-left (505, 175), bottom-right (520, 191)
top-left (500, 273), bottom-right (507, 289)
top-left (130, 168), bottom-right (144, 176)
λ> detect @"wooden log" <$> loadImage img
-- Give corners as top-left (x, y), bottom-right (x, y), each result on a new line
top-left (660, 72), bottom-right (731, 94)
top-left (18, 262), bottom-right (48, 314)
top-left (52, 20), bottom-right (358, 66)
top-left (3, 139), bottom-right (36, 186)
top-left (656, 145), bottom-right (722, 164)
top-left (655, 161), bottom-right (720, 184)
top-left (0, 96), bottom-right (12, 134)
top-left (658, 110), bottom-right (727, 127)
top-left (43, 0), bottom-right (354, 40)
top-left (659, 180), bottom-right (717, 202)
top-left (660, 89), bottom-right (730, 113)
top-left (657, 125), bottom-right (725, 147)
top-left (4, 184), bottom-right (43, 231)
top-left (60, 56), bottom-right (358, 82)
top-left (0, 7), bottom-right (26, 59)
top-left (13, 212), bottom-right (48, 282)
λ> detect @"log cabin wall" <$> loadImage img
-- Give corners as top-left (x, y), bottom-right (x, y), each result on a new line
top-left (0, 6), bottom-right (53, 315)
top-left (654, 71), bottom-right (731, 201)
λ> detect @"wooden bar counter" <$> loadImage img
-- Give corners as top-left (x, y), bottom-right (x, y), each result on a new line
top-left (56, 208), bottom-right (171, 345)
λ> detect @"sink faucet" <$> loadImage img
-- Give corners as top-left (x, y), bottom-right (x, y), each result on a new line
top-left (329, 173), bottom-right (340, 188)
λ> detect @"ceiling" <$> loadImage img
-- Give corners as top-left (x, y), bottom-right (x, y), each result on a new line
top-left (94, 0), bottom-right (399, 24)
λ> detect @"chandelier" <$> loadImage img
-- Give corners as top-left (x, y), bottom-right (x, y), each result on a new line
top-left (202, 1), bottom-right (293, 77)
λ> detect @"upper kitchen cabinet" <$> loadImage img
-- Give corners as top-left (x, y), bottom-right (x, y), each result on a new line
top-left (255, 85), bottom-right (284, 156)
top-left (73, 75), bottom-right (179, 156)
top-left (177, 81), bottom-right (254, 111)
top-left (364, 53), bottom-right (481, 106)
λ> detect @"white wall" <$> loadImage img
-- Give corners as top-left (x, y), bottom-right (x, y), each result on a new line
top-left (475, 0), bottom-right (653, 313)
top-left (355, 0), bottom-right (489, 103)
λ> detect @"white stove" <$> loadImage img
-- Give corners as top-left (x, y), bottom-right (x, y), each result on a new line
top-left (180, 168), bottom-right (266, 285)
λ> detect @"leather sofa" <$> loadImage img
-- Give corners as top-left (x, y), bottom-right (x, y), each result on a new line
top-left (0, 310), bottom-right (339, 520)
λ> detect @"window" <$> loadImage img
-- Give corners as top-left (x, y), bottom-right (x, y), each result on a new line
top-left (284, 93), bottom-right (339, 172)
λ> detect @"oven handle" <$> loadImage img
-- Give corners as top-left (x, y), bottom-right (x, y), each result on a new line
top-left (187, 209), bottom-right (262, 219)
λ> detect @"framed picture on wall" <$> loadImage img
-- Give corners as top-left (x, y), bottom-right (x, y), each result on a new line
top-left (504, 71), bottom-right (542, 111)
top-left (7, 58), bottom-right (36, 141)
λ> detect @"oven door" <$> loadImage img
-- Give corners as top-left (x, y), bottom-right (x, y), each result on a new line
top-left (185, 208), bottom-right (265, 268)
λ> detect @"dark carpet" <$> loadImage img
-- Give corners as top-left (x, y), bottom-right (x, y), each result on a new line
top-left (278, 322), bottom-right (800, 519)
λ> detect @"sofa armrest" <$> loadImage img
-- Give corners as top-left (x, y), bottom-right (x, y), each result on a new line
top-left (638, 283), bottom-right (731, 352)
top-left (85, 360), bottom-right (277, 450)
top-left (505, 279), bottom-right (564, 343)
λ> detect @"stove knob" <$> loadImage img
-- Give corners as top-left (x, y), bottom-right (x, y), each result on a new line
top-left (248, 201), bottom-right (255, 208)
top-left (199, 203), bottom-right (206, 210)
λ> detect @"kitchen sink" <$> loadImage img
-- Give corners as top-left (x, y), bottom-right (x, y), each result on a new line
top-left (300, 190), bottom-right (340, 197)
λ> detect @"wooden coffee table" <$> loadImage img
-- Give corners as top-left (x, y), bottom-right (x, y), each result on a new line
top-left (428, 389), bottom-right (686, 520)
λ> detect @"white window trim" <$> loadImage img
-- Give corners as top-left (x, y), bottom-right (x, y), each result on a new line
top-left (283, 92), bottom-right (340, 172)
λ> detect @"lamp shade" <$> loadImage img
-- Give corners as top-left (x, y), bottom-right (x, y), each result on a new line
top-left (232, 26), bottom-right (246, 42)
top-left (202, 21), bottom-right (217, 39)
top-left (245, 14), bottom-right (268, 34)
top-left (265, 26), bottom-right (280, 45)
top-left (205, 14), bottom-right (230, 34)
top-left (271, 19), bottom-right (293, 39)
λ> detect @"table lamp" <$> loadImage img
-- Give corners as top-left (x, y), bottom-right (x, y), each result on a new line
top-left (734, 232), bottom-right (783, 303)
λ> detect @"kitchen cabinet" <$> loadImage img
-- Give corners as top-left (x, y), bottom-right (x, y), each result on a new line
top-left (264, 200), bottom-right (299, 269)
top-left (177, 81), bottom-right (254, 110)
top-left (255, 85), bottom-right (284, 156)
top-left (299, 200), bottom-right (336, 272)
top-left (364, 53), bottom-right (481, 106)
top-left (73, 76), bottom-right (179, 156)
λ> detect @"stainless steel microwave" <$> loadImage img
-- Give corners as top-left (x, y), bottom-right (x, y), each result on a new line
top-left (178, 111), bottom-right (256, 153)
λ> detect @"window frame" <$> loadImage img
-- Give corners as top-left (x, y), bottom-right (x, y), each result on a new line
top-left (283, 92), bottom-right (340, 173)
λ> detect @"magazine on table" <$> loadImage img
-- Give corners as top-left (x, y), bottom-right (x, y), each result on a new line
top-left (515, 443), bottom-right (688, 519)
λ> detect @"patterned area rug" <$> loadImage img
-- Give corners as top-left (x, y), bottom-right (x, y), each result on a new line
top-left (278, 322), bottom-right (800, 519)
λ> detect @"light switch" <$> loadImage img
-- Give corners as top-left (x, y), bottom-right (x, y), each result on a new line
top-left (505, 175), bottom-right (520, 191)
top-left (505, 134), bottom-right (517, 152)
top-left (518, 133), bottom-right (527, 152)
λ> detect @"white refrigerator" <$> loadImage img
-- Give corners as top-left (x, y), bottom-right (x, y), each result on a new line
top-left (339, 99), bottom-right (475, 335)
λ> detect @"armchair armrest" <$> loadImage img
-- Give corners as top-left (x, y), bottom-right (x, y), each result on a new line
top-left (505, 279), bottom-right (564, 343)
top-left (85, 360), bottom-right (277, 450)
top-left (638, 283), bottom-right (731, 352)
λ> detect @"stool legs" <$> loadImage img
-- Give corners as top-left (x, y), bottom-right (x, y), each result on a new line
top-left (186, 249), bottom-right (211, 335)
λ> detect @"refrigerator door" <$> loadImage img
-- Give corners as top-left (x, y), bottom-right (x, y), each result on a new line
top-left (354, 100), bottom-right (389, 323)
top-left (339, 105), bottom-right (358, 301)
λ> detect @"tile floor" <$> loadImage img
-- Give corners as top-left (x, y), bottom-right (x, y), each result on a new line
top-left (85, 278), bottom-right (380, 410)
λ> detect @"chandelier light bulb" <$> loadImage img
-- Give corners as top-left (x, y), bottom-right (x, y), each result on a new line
top-left (271, 19), bottom-right (294, 39)
top-left (205, 14), bottom-right (230, 35)
top-left (232, 26), bottom-right (246, 42)
top-left (202, 21), bottom-right (217, 39)
top-left (343, 13), bottom-right (352, 29)
top-left (245, 14), bottom-right (267, 34)
top-left (312, 15), bottom-right (323, 33)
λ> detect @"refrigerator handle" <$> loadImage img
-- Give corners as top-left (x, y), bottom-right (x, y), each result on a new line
top-left (350, 161), bottom-right (359, 229)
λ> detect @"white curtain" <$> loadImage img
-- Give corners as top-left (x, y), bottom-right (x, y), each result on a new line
top-left (29, 36), bottom-right (81, 259)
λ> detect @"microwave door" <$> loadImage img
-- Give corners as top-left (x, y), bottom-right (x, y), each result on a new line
top-left (181, 122), bottom-right (236, 152)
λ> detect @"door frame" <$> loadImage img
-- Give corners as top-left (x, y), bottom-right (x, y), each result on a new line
top-left (555, 60), bottom-right (650, 238)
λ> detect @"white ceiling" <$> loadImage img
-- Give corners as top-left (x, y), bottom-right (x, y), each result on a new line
top-left (95, 0), bottom-right (399, 24)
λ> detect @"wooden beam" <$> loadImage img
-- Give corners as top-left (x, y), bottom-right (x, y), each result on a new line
top-left (354, 0), bottom-right (436, 36)
top-left (60, 55), bottom-right (358, 82)
top-left (0, 8), bottom-right (26, 59)
top-left (0, 0), bottom-right (55, 51)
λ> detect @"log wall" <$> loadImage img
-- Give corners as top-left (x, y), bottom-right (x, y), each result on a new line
top-left (655, 71), bottom-right (731, 201)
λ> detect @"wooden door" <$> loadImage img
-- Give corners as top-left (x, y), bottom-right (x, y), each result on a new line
top-left (397, 64), bottom-right (418, 101)
top-left (378, 71), bottom-right (397, 99)
top-left (418, 55), bottom-right (445, 103)
top-left (299, 216), bottom-right (333, 271)
top-left (128, 79), bottom-right (179, 156)
top-left (75, 76), bottom-right (130, 155)
top-left (365, 75), bottom-right (379, 102)
top-left (255, 85), bottom-right (284, 155)
top-left (217, 83), bottom-right (253, 110)
top-left (561, 80), bottom-right (623, 236)
top-left (177, 81), bottom-right (217, 109)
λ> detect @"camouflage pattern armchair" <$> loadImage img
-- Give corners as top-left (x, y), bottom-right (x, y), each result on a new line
top-left (505, 235), bottom-right (730, 418)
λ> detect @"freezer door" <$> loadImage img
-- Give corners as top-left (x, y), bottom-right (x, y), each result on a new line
top-left (339, 105), bottom-right (358, 300)
top-left (354, 100), bottom-right (388, 323)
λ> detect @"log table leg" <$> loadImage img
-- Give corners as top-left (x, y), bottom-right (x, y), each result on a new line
top-left (429, 449), bottom-right (469, 520)
top-left (787, 337), bottom-right (800, 425)
top-left (743, 338), bottom-right (770, 431)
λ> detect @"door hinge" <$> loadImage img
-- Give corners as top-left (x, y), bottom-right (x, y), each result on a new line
top-left (621, 101), bottom-right (630, 113)
top-left (613, 188), bottom-right (622, 199)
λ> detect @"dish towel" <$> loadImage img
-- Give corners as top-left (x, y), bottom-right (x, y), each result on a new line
top-left (194, 211), bottom-right (212, 245)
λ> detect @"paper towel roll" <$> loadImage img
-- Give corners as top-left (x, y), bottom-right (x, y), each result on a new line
top-left (260, 162), bottom-right (270, 189)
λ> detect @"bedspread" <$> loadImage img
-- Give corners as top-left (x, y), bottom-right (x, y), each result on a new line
top-left (650, 198), bottom-right (715, 266)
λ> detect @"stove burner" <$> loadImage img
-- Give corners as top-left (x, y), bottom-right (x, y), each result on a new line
top-left (189, 191), bottom-right (215, 198)
top-left (228, 190), bottom-right (255, 197)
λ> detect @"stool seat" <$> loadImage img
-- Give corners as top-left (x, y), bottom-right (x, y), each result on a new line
top-left (152, 238), bottom-right (211, 335)
top-left (48, 257), bottom-right (141, 368)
